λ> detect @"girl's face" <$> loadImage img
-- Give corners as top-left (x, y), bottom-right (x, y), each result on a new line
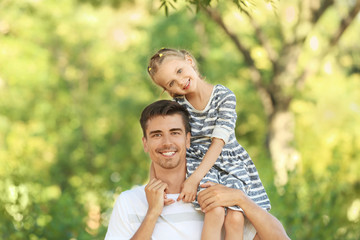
top-left (152, 56), bottom-right (200, 96)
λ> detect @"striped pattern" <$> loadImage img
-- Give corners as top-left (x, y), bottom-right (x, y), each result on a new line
top-left (175, 84), bottom-right (271, 211)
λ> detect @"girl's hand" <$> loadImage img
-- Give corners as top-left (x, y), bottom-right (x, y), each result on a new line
top-left (177, 177), bottom-right (198, 202)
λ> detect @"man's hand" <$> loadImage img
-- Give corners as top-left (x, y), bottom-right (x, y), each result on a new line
top-left (198, 182), bottom-right (291, 240)
top-left (197, 182), bottom-right (243, 213)
top-left (164, 195), bottom-right (175, 206)
top-left (130, 178), bottom-right (175, 240)
top-left (177, 177), bottom-right (199, 202)
top-left (145, 178), bottom-right (171, 216)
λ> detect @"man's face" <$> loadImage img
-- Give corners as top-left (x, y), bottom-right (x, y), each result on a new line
top-left (142, 114), bottom-right (190, 170)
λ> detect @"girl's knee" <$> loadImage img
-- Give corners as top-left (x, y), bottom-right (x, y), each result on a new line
top-left (206, 206), bottom-right (225, 219)
top-left (225, 210), bottom-right (244, 227)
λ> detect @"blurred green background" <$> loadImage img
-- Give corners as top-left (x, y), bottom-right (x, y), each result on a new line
top-left (1, 0), bottom-right (359, 239)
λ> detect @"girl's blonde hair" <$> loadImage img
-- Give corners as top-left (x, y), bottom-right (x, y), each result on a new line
top-left (147, 48), bottom-right (202, 79)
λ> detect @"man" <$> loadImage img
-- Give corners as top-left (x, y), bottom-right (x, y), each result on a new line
top-left (105, 100), bottom-right (290, 240)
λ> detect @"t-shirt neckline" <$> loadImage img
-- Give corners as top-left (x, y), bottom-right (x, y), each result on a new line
top-left (183, 84), bottom-right (218, 112)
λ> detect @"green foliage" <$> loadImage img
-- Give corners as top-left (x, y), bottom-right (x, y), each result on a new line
top-left (0, 0), bottom-right (152, 238)
top-left (76, 0), bottom-right (133, 8)
top-left (0, 0), bottom-right (359, 239)
top-left (157, 0), bottom-right (259, 15)
top-left (271, 168), bottom-right (360, 239)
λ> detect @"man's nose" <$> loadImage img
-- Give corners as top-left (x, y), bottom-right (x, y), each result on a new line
top-left (162, 134), bottom-right (172, 146)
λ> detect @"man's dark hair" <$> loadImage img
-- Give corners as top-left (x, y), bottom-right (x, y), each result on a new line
top-left (140, 100), bottom-right (191, 137)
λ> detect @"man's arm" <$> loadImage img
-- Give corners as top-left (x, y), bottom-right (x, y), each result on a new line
top-left (130, 178), bottom-right (174, 240)
top-left (197, 182), bottom-right (290, 240)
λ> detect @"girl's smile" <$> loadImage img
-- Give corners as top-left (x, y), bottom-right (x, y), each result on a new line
top-left (183, 79), bottom-right (191, 90)
top-left (153, 57), bottom-right (199, 96)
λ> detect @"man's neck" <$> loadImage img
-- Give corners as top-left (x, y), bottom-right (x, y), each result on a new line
top-left (154, 167), bottom-right (186, 194)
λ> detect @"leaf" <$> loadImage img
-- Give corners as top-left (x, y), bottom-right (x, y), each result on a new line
top-left (168, 0), bottom-right (177, 10)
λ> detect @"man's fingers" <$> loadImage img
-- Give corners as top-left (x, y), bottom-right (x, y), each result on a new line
top-left (200, 195), bottom-right (212, 208)
top-left (146, 179), bottom-right (168, 194)
top-left (164, 198), bottom-right (175, 206)
top-left (202, 201), bottom-right (219, 213)
top-left (156, 183), bottom-right (168, 194)
top-left (199, 181), bottom-right (216, 188)
top-left (198, 182), bottom-right (218, 202)
top-left (199, 194), bottom-right (220, 212)
top-left (146, 178), bottom-right (162, 189)
top-left (145, 178), bottom-right (156, 189)
top-left (197, 189), bottom-right (212, 205)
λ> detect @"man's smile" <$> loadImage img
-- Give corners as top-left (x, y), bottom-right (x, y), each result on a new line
top-left (161, 151), bottom-right (176, 156)
top-left (158, 148), bottom-right (177, 157)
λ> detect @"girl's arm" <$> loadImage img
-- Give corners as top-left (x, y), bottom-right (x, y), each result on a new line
top-left (188, 137), bottom-right (224, 183)
top-left (178, 87), bottom-right (237, 202)
top-left (177, 138), bottom-right (224, 202)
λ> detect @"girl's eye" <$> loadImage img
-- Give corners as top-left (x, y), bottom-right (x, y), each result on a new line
top-left (177, 68), bottom-right (182, 74)
top-left (169, 81), bottom-right (175, 87)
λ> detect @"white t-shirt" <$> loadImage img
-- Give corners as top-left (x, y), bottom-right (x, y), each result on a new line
top-left (105, 185), bottom-right (256, 240)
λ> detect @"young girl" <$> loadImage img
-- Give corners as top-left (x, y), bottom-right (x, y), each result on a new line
top-left (147, 48), bottom-right (271, 240)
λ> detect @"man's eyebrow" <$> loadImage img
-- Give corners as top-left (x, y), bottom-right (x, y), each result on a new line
top-left (148, 128), bottom-right (184, 135)
top-left (170, 128), bottom-right (183, 132)
top-left (149, 130), bottom-right (162, 135)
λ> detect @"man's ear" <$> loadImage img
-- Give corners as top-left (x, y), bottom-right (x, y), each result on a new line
top-left (186, 132), bottom-right (191, 149)
top-left (142, 137), bottom-right (149, 152)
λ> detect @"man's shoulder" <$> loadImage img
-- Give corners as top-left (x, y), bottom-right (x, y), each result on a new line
top-left (116, 185), bottom-right (146, 204)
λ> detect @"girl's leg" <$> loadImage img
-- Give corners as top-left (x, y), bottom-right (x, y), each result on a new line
top-left (224, 209), bottom-right (244, 240)
top-left (201, 206), bottom-right (225, 240)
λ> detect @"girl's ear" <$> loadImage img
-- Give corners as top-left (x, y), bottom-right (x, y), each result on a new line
top-left (185, 55), bottom-right (194, 66)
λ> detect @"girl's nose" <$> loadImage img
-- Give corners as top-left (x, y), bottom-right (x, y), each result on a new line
top-left (179, 79), bottom-right (187, 88)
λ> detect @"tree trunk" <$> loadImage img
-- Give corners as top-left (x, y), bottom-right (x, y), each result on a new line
top-left (268, 110), bottom-right (299, 186)
top-left (202, 0), bottom-right (360, 186)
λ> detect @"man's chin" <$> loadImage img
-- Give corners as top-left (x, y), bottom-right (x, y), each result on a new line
top-left (159, 160), bottom-right (180, 169)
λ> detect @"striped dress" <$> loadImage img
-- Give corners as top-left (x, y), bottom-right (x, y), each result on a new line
top-left (175, 84), bottom-right (271, 211)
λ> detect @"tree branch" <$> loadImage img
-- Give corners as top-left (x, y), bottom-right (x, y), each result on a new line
top-left (202, 6), bottom-right (274, 117)
top-left (243, 10), bottom-right (278, 65)
top-left (329, 0), bottom-right (360, 47)
top-left (295, 1), bottom-right (360, 89)
top-left (295, 0), bottom-right (335, 45)
top-left (311, 0), bottom-right (335, 23)
top-left (202, 7), bottom-right (254, 67)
